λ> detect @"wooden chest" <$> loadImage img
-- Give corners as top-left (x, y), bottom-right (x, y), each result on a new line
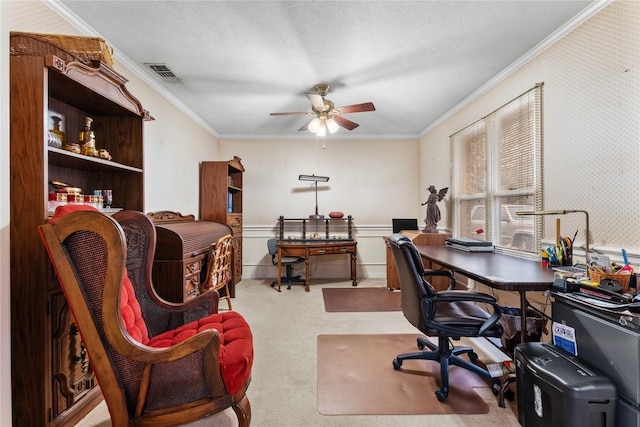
top-left (151, 214), bottom-right (232, 303)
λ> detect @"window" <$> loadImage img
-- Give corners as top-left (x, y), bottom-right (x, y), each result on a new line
top-left (451, 84), bottom-right (543, 256)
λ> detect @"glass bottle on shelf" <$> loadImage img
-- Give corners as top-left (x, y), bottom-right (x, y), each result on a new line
top-left (49, 115), bottom-right (65, 146)
top-left (79, 116), bottom-right (98, 157)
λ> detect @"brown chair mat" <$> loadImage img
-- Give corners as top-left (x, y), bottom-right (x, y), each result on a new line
top-left (317, 334), bottom-right (491, 415)
top-left (322, 287), bottom-right (401, 312)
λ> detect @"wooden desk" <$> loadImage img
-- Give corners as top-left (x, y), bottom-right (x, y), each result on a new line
top-left (277, 240), bottom-right (357, 292)
top-left (417, 245), bottom-right (555, 342)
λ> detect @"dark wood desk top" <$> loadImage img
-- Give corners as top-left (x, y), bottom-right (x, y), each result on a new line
top-left (417, 245), bottom-right (555, 292)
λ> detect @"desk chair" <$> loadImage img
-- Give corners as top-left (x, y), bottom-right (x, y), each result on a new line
top-left (388, 233), bottom-right (503, 402)
top-left (203, 234), bottom-right (234, 310)
top-left (267, 238), bottom-right (305, 290)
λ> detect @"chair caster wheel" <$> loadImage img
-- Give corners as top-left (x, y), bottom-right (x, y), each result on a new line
top-left (417, 340), bottom-right (425, 350)
top-left (504, 388), bottom-right (515, 401)
top-left (392, 359), bottom-right (402, 370)
top-left (435, 389), bottom-right (448, 402)
top-left (468, 351), bottom-right (479, 363)
top-left (492, 382), bottom-right (500, 396)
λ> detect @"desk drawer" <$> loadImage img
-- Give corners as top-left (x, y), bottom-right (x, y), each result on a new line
top-left (309, 247), bottom-right (332, 255)
top-left (333, 245), bottom-right (355, 254)
top-left (309, 245), bottom-right (355, 256)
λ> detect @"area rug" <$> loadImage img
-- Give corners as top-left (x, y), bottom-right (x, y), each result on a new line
top-left (322, 287), bottom-right (401, 312)
top-left (317, 334), bottom-right (491, 415)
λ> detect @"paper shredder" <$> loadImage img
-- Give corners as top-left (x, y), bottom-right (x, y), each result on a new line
top-left (515, 342), bottom-right (616, 427)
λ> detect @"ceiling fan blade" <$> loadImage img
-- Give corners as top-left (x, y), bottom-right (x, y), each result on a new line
top-left (335, 102), bottom-right (376, 114)
top-left (298, 120), bottom-right (313, 132)
top-left (305, 93), bottom-right (326, 110)
top-left (334, 115), bottom-right (360, 131)
top-left (270, 111), bottom-right (313, 116)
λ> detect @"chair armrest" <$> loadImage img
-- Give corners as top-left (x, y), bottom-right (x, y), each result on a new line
top-left (153, 290), bottom-right (220, 315)
top-left (435, 289), bottom-right (498, 304)
top-left (422, 269), bottom-right (453, 277)
top-left (114, 327), bottom-right (221, 364)
top-left (425, 290), bottom-right (503, 336)
top-left (422, 269), bottom-right (455, 289)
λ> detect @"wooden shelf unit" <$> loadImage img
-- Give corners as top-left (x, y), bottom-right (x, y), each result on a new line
top-left (199, 157), bottom-right (244, 296)
top-left (10, 53), bottom-right (148, 426)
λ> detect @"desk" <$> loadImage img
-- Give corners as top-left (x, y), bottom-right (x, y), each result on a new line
top-left (277, 240), bottom-right (357, 292)
top-left (417, 245), bottom-right (555, 343)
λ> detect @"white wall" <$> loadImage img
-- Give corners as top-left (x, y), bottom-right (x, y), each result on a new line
top-left (219, 137), bottom-right (421, 278)
top-left (419, 1), bottom-right (640, 265)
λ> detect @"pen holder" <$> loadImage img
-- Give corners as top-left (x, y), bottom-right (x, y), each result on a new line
top-left (588, 269), bottom-right (631, 292)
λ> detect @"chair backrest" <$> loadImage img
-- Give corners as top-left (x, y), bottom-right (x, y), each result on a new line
top-left (204, 234), bottom-right (233, 292)
top-left (388, 233), bottom-right (436, 330)
top-left (267, 238), bottom-right (278, 261)
top-left (114, 210), bottom-right (217, 330)
top-left (39, 210), bottom-right (146, 422)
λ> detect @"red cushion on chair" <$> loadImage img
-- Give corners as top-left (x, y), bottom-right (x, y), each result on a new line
top-left (147, 311), bottom-right (253, 394)
top-left (119, 271), bottom-right (150, 345)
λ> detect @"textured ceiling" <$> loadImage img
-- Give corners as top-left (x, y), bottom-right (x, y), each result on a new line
top-left (58, 1), bottom-right (593, 139)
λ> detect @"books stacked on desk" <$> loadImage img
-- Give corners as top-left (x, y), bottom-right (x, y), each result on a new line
top-left (445, 237), bottom-right (494, 252)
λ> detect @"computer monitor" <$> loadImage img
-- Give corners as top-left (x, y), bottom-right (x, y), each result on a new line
top-left (392, 218), bottom-right (418, 234)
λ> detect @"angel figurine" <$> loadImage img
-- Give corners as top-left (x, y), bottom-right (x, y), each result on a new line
top-left (421, 185), bottom-right (448, 233)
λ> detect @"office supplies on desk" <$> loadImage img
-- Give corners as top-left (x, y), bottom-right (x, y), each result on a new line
top-left (552, 265), bottom-right (587, 275)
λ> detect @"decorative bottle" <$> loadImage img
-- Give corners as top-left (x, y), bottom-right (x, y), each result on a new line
top-left (79, 116), bottom-right (98, 156)
top-left (49, 116), bottom-right (65, 145)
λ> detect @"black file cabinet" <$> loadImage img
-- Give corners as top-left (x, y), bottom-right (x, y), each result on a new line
top-left (552, 293), bottom-right (640, 426)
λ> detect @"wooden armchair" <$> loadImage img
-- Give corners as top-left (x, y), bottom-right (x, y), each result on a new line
top-left (39, 207), bottom-right (253, 426)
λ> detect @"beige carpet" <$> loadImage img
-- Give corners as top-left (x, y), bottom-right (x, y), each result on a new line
top-left (322, 287), bottom-right (401, 312)
top-left (317, 333), bottom-right (491, 415)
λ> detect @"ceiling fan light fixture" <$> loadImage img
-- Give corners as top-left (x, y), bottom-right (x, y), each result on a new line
top-left (308, 117), bottom-right (322, 133)
top-left (316, 122), bottom-right (327, 137)
top-left (326, 118), bottom-right (339, 134)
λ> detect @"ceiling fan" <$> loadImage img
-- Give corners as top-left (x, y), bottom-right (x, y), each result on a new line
top-left (270, 84), bottom-right (375, 135)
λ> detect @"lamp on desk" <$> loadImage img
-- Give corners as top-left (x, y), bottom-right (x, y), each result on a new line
top-left (515, 209), bottom-right (590, 253)
top-left (299, 174), bottom-right (330, 219)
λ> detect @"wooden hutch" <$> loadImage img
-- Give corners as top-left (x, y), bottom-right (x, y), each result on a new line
top-left (10, 38), bottom-right (149, 425)
top-left (199, 157), bottom-right (244, 296)
top-left (385, 231), bottom-right (452, 291)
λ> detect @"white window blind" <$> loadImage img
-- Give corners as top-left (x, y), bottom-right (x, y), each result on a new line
top-left (451, 83), bottom-right (543, 256)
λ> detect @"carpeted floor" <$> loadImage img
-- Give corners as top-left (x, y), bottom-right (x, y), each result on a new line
top-left (322, 287), bottom-right (401, 312)
top-left (317, 333), bottom-right (491, 415)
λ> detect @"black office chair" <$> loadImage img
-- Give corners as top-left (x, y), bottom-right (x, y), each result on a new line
top-left (267, 238), bottom-right (305, 290)
top-left (388, 233), bottom-right (504, 402)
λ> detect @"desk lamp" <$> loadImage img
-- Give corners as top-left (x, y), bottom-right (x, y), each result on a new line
top-left (515, 209), bottom-right (590, 253)
top-left (299, 174), bottom-right (329, 219)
